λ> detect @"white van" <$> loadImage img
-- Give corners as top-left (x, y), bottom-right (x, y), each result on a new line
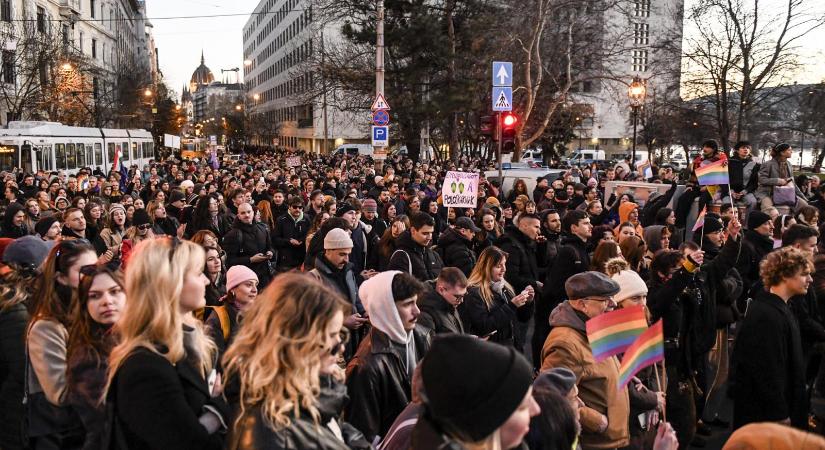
top-left (520, 149), bottom-right (544, 164)
top-left (567, 149), bottom-right (606, 165)
top-left (333, 144), bottom-right (374, 157)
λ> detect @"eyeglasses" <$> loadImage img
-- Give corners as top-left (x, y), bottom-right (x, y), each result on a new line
top-left (290, 205), bottom-right (303, 210)
top-left (137, 223), bottom-right (152, 230)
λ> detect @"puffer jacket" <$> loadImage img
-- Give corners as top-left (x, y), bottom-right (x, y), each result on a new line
top-left (540, 301), bottom-right (630, 449)
top-left (223, 219), bottom-right (274, 285)
top-left (228, 376), bottom-right (371, 450)
top-left (387, 230), bottom-right (443, 282)
top-left (436, 227), bottom-right (476, 277)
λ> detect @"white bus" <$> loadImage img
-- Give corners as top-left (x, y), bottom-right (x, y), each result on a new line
top-left (0, 121), bottom-right (155, 175)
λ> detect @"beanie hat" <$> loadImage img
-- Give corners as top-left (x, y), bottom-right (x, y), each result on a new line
top-left (747, 210), bottom-right (772, 230)
top-left (179, 180), bottom-right (195, 190)
top-left (702, 213), bottom-right (724, 234)
top-left (225, 265), bottom-right (259, 292)
top-left (336, 203), bottom-right (357, 217)
top-left (612, 269), bottom-right (649, 303)
top-left (109, 203), bottom-right (126, 217)
top-left (34, 216), bottom-right (59, 238)
top-left (3, 236), bottom-right (50, 268)
top-left (362, 198), bottom-right (378, 213)
top-left (533, 367), bottom-right (577, 397)
top-left (169, 190), bottom-right (186, 204)
top-left (55, 196), bottom-right (69, 207)
top-left (324, 228), bottom-right (353, 250)
top-left (421, 334), bottom-right (533, 442)
top-left (485, 197), bottom-right (501, 208)
top-left (132, 209), bottom-right (151, 227)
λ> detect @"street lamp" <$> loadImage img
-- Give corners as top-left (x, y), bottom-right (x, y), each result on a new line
top-left (235, 104), bottom-right (242, 111)
top-left (144, 88), bottom-right (153, 98)
top-left (252, 93), bottom-right (260, 101)
top-left (243, 59), bottom-right (253, 67)
top-left (628, 76), bottom-right (646, 165)
top-left (61, 62), bottom-right (74, 71)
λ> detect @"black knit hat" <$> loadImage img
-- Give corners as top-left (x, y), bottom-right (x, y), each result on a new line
top-left (132, 209), bottom-right (151, 227)
top-left (747, 210), bottom-right (772, 230)
top-left (702, 213), bottom-right (724, 234)
top-left (336, 203), bottom-right (357, 217)
top-left (34, 216), bottom-right (59, 238)
top-left (421, 334), bottom-right (533, 441)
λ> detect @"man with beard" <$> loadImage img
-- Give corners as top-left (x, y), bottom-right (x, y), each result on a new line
top-left (223, 202), bottom-right (275, 287)
top-left (537, 209), bottom-right (562, 275)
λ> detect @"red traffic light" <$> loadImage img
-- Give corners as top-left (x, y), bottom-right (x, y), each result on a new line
top-left (502, 113), bottom-right (518, 127)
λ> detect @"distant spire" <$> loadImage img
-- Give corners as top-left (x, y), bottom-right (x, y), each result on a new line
top-left (201, 50), bottom-right (205, 65)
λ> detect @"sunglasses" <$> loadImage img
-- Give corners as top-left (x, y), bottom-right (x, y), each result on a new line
top-left (291, 205), bottom-right (303, 209)
top-left (137, 223), bottom-right (152, 231)
top-left (79, 262), bottom-right (120, 279)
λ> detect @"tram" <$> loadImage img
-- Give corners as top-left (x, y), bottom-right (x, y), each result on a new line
top-left (0, 121), bottom-right (155, 175)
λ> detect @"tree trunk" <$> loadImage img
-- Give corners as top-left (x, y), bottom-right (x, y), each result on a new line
top-left (445, 0), bottom-right (460, 162)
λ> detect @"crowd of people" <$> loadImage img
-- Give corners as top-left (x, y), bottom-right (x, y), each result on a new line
top-left (0, 140), bottom-right (825, 450)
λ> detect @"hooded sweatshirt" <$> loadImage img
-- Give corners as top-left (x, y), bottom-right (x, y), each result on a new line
top-left (359, 271), bottom-right (417, 377)
top-left (614, 202), bottom-right (644, 239)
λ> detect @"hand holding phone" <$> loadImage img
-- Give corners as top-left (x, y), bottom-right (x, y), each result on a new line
top-left (480, 330), bottom-right (498, 340)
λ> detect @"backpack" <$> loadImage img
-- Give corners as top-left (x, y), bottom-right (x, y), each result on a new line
top-left (212, 305), bottom-right (231, 341)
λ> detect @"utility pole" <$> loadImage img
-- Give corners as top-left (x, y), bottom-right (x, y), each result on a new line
top-left (376, 0), bottom-right (385, 98)
top-left (321, 31), bottom-right (329, 156)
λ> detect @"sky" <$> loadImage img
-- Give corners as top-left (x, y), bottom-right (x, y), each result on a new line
top-left (148, 0), bottom-right (825, 101)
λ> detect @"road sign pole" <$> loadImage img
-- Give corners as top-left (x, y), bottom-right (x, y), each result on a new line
top-left (497, 111), bottom-right (503, 184)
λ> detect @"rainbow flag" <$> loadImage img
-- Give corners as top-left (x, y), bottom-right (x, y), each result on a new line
top-left (586, 305), bottom-right (648, 362)
top-left (636, 160), bottom-right (653, 179)
top-left (692, 206), bottom-right (707, 232)
top-left (617, 320), bottom-right (665, 390)
top-left (695, 159), bottom-right (729, 186)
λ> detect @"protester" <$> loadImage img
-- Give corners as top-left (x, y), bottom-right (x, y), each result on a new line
top-left (272, 196), bottom-right (310, 272)
top-left (205, 264), bottom-right (258, 359)
top-left (387, 212), bottom-right (443, 281)
top-left (418, 267), bottom-right (468, 335)
top-left (223, 202), bottom-right (274, 287)
top-left (436, 216), bottom-right (479, 277)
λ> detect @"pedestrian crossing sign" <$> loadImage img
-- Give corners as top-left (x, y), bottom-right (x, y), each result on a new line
top-left (492, 87), bottom-right (513, 111)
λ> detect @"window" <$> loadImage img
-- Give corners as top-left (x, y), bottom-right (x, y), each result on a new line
top-left (79, 32), bottom-right (84, 53)
top-left (76, 144), bottom-right (86, 167)
top-left (634, 0), bottom-right (650, 17)
top-left (94, 143), bottom-right (102, 166)
top-left (131, 142), bottom-right (137, 161)
top-left (632, 49), bottom-right (648, 72)
top-left (1, 0), bottom-right (10, 22)
top-left (66, 143), bottom-right (77, 169)
top-left (90, 0), bottom-right (95, 18)
top-left (92, 77), bottom-right (98, 99)
top-left (36, 7), bottom-right (45, 33)
top-left (55, 144), bottom-right (66, 170)
top-left (121, 142), bottom-right (129, 161)
top-left (107, 143), bottom-right (115, 164)
top-left (2, 51), bottom-right (13, 84)
top-left (91, 39), bottom-right (96, 58)
top-left (62, 24), bottom-right (70, 46)
top-left (634, 23), bottom-right (649, 45)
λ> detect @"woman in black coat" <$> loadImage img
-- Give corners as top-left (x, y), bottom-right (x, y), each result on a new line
top-left (104, 239), bottom-right (227, 450)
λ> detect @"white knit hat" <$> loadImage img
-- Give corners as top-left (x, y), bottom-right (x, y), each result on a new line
top-left (324, 228), bottom-right (353, 250)
top-left (611, 269), bottom-right (648, 303)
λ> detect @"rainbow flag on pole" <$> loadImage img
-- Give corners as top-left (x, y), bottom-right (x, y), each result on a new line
top-left (695, 159), bottom-right (729, 186)
top-left (586, 305), bottom-right (648, 362)
top-left (617, 320), bottom-right (665, 390)
top-left (692, 206), bottom-right (707, 232)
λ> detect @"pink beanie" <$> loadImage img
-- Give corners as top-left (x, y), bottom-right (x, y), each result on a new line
top-left (226, 265), bottom-right (259, 292)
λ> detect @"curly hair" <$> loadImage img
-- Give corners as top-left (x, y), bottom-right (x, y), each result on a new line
top-left (760, 247), bottom-right (814, 288)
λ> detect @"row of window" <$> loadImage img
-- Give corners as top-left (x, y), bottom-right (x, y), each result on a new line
top-left (48, 142), bottom-right (153, 172)
top-left (256, 39), bottom-right (313, 86)
top-left (254, 9), bottom-right (312, 71)
top-left (631, 0), bottom-right (651, 72)
top-left (254, 0), bottom-right (307, 46)
top-left (258, 72), bottom-right (313, 104)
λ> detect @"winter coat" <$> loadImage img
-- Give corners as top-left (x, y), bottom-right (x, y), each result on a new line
top-left (731, 291), bottom-right (807, 430)
top-left (184, 213), bottom-right (233, 240)
top-left (309, 256), bottom-right (364, 315)
top-left (1, 203), bottom-right (29, 238)
top-left (152, 216), bottom-right (180, 237)
top-left (729, 155), bottom-right (759, 194)
top-left (387, 230), bottom-right (443, 282)
top-left (540, 301), bottom-right (630, 449)
top-left (66, 331), bottom-right (114, 450)
top-left (459, 283), bottom-right (532, 350)
top-left (418, 281), bottom-right (465, 335)
top-left (350, 221), bottom-right (370, 276)
top-left (107, 344), bottom-right (229, 450)
top-left (756, 158), bottom-right (805, 201)
top-left (205, 303), bottom-right (241, 362)
top-left (227, 376), bottom-right (371, 450)
top-left (542, 234), bottom-right (590, 327)
top-left (495, 225), bottom-right (540, 294)
top-left (436, 227), bottom-right (476, 277)
top-left (0, 302), bottom-right (28, 449)
top-left (345, 326), bottom-right (432, 442)
top-left (737, 229), bottom-right (774, 298)
top-left (272, 212), bottom-right (310, 270)
top-left (223, 219), bottom-right (274, 285)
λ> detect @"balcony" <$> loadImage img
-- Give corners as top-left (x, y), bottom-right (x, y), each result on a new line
top-left (297, 118), bottom-right (313, 128)
top-left (59, 0), bottom-right (81, 18)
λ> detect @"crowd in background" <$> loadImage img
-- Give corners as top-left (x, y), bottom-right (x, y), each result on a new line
top-left (0, 140), bottom-right (824, 450)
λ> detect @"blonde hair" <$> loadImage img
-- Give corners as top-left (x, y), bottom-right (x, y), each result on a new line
top-left (106, 238), bottom-right (214, 393)
top-left (222, 273), bottom-right (349, 430)
top-left (468, 246), bottom-right (514, 309)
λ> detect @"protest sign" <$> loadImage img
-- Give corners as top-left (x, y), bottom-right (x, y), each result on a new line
top-left (442, 171), bottom-right (479, 208)
top-left (286, 156), bottom-right (302, 167)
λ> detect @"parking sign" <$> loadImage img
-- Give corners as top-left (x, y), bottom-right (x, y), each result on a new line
top-left (372, 126), bottom-right (389, 147)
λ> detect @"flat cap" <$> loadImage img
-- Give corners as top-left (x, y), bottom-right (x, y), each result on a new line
top-left (565, 271), bottom-right (620, 300)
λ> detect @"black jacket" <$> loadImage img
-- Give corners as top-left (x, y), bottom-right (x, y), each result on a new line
top-left (108, 345), bottom-right (228, 450)
top-left (0, 303), bottom-right (28, 449)
top-left (345, 326), bottom-right (432, 442)
top-left (227, 376), bottom-right (370, 450)
top-left (66, 331), bottom-right (113, 450)
top-left (731, 291), bottom-right (807, 430)
top-left (436, 227), bottom-right (476, 277)
top-left (387, 230), bottom-right (443, 282)
top-left (737, 229), bottom-right (774, 297)
top-left (542, 234), bottom-right (589, 319)
top-left (205, 304), bottom-right (241, 363)
top-left (152, 216), bottom-right (180, 237)
top-left (223, 219), bottom-right (274, 285)
top-left (272, 213), bottom-right (310, 269)
top-left (495, 225), bottom-right (540, 294)
top-left (184, 213), bottom-right (233, 240)
top-left (309, 256), bottom-right (364, 315)
top-left (418, 282), bottom-right (465, 335)
top-left (459, 283), bottom-right (532, 350)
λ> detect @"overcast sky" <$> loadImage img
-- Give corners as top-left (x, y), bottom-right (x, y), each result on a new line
top-left (149, 0), bottom-right (825, 101)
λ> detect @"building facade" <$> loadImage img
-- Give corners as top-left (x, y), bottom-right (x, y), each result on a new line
top-left (569, 0), bottom-right (684, 158)
top-left (242, 0), bottom-right (364, 152)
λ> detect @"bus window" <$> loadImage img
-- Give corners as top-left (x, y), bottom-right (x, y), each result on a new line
top-left (66, 143), bottom-right (77, 170)
top-left (0, 145), bottom-right (19, 172)
top-left (107, 143), bottom-right (115, 164)
top-left (94, 143), bottom-right (102, 166)
top-left (148, 142), bottom-right (154, 159)
top-left (38, 146), bottom-right (52, 172)
top-left (76, 144), bottom-right (86, 168)
top-left (55, 144), bottom-right (66, 170)
top-left (132, 142), bottom-right (137, 161)
top-left (122, 142), bottom-right (129, 161)
top-left (21, 144), bottom-right (32, 173)
top-left (85, 145), bottom-right (93, 167)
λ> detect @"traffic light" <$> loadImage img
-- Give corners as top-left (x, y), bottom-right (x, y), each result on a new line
top-left (501, 112), bottom-right (518, 153)
top-left (480, 115), bottom-right (497, 141)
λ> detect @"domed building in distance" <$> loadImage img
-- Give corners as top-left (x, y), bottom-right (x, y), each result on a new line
top-left (189, 51), bottom-right (215, 94)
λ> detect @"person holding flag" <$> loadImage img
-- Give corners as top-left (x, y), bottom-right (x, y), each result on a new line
top-left (674, 140), bottom-right (728, 228)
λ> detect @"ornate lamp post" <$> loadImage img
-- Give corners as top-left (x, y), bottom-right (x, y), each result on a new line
top-left (628, 76), bottom-right (646, 165)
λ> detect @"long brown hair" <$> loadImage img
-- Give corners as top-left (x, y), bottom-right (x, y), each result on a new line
top-left (467, 246), bottom-right (513, 309)
top-left (30, 240), bottom-right (96, 325)
top-left (257, 200), bottom-right (276, 230)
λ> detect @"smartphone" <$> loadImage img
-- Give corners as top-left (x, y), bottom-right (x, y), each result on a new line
top-left (481, 330), bottom-right (498, 339)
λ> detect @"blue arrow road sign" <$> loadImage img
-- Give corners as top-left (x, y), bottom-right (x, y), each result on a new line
top-left (372, 126), bottom-right (389, 147)
top-left (492, 61), bottom-right (513, 87)
top-left (492, 87), bottom-right (513, 112)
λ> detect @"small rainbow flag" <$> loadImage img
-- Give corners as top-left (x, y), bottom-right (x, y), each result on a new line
top-left (586, 305), bottom-right (648, 362)
top-left (617, 320), bottom-right (665, 390)
top-left (692, 206), bottom-right (707, 232)
top-left (636, 160), bottom-right (653, 179)
top-left (695, 159), bottom-right (729, 186)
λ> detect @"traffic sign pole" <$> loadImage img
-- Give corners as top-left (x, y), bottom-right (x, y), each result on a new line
top-left (497, 112), bottom-right (503, 184)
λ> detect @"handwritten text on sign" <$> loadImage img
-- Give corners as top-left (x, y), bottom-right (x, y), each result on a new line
top-left (441, 171), bottom-right (479, 208)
